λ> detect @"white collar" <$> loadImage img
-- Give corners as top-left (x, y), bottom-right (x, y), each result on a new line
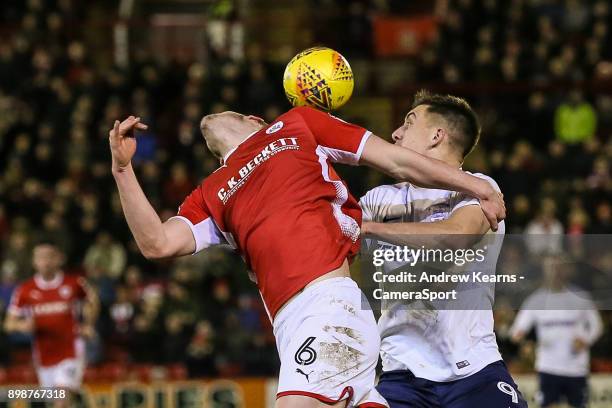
top-left (34, 272), bottom-right (64, 290)
top-left (222, 130), bottom-right (260, 164)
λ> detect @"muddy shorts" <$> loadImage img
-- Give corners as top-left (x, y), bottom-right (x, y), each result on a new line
top-left (274, 277), bottom-right (388, 407)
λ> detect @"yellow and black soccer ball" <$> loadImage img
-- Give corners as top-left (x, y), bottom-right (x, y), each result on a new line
top-left (283, 47), bottom-right (354, 111)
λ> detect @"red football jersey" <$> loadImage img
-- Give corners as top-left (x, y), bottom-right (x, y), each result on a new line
top-left (173, 107), bottom-right (371, 318)
top-left (8, 273), bottom-right (87, 366)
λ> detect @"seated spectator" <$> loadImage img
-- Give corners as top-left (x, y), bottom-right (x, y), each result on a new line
top-left (84, 232), bottom-right (127, 280)
top-left (554, 90), bottom-right (597, 144)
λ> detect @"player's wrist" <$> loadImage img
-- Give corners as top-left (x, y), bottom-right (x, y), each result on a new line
top-left (472, 178), bottom-right (493, 200)
top-left (112, 161), bottom-right (133, 175)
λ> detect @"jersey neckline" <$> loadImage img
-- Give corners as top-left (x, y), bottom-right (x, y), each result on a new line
top-left (222, 129), bottom-right (262, 164)
top-left (34, 272), bottom-right (65, 290)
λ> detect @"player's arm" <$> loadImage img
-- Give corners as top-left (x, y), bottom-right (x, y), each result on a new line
top-left (4, 288), bottom-right (33, 334)
top-left (3, 313), bottom-right (33, 334)
top-left (360, 135), bottom-right (504, 230)
top-left (362, 205), bottom-right (489, 249)
top-left (509, 308), bottom-right (535, 343)
top-left (78, 278), bottom-right (99, 338)
top-left (293, 107), bottom-right (504, 230)
top-left (109, 117), bottom-right (196, 258)
top-left (574, 307), bottom-right (604, 352)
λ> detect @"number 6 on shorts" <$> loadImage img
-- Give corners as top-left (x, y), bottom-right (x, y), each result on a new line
top-left (294, 336), bottom-right (317, 366)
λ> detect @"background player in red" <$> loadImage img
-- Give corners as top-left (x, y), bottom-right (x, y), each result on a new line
top-left (5, 240), bottom-right (99, 407)
top-left (108, 108), bottom-right (505, 408)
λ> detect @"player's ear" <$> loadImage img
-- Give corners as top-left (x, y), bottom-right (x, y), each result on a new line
top-left (246, 115), bottom-right (267, 126)
top-left (431, 128), bottom-right (446, 148)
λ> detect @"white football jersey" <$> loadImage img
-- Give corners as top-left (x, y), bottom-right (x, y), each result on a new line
top-left (360, 173), bottom-right (505, 382)
top-left (510, 287), bottom-right (602, 377)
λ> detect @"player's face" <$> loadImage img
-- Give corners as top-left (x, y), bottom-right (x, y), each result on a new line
top-left (201, 112), bottom-right (266, 139)
top-left (32, 245), bottom-right (63, 277)
top-left (391, 105), bottom-right (436, 155)
top-left (201, 112), bottom-right (267, 160)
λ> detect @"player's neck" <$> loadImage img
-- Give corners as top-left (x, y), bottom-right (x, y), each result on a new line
top-left (218, 126), bottom-right (264, 162)
top-left (428, 150), bottom-right (462, 169)
top-left (39, 271), bottom-right (61, 281)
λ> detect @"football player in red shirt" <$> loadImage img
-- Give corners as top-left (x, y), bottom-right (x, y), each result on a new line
top-left (5, 241), bottom-right (99, 406)
top-left (109, 108), bottom-right (505, 408)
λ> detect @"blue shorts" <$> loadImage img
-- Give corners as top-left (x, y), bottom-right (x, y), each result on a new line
top-left (376, 360), bottom-right (528, 408)
top-left (539, 372), bottom-right (587, 408)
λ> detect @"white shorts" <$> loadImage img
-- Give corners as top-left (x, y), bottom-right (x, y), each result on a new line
top-left (274, 277), bottom-right (388, 407)
top-left (37, 341), bottom-right (85, 391)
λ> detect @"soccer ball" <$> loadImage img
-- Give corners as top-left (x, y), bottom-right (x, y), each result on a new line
top-left (283, 47), bottom-right (354, 111)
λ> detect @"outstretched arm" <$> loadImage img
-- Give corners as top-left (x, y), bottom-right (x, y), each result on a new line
top-left (360, 135), bottom-right (505, 230)
top-left (362, 205), bottom-right (489, 249)
top-left (110, 117), bottom-right (196, 259)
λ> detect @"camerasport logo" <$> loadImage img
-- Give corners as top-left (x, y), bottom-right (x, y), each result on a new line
top-left (217, 137), bottom-right (299, 204)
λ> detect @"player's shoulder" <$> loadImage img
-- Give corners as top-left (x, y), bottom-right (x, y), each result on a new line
top-left (521, 288), bottom-right (549, 308)
top-left (11, 278), bottom-right (36, 300)
top-left (284, 106), bottom-right (341, 124)
top-left (64, 273), bottom-right (85, 286)
top-left (565, 285), bottom-right (596, 305)
top-left (361, 182), bottom-right (407, 202)
top-left (17, 278), bottom-right (36, 291)
top-left (466, 172), bottom-right (502, 193)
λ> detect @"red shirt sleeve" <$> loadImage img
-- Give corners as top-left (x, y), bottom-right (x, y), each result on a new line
top-left (171, 184), bottom-right (227, 253)
top-left (291, 106), bottom-right (371, 165)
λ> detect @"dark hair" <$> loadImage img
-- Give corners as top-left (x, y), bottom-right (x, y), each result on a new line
top-left (33, 236), bottom-right (61, 249)
top-left (411, 90), bottom-right (481, 158)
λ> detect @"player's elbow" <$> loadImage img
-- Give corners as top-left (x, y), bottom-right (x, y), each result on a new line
top-left (387, 163), bottom-right (409, 181)
top-left (440, 233), bottom-right (482, 250)
top-left (140, 242), bottom-right (169, 260)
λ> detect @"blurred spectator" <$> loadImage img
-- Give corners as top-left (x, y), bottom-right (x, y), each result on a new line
top-left (186, 320), bottom-right (217, 377)
top-left (109, 284), bottom-right (135, 345)
top-left (1, 232), bottom-right (31, 280)
top-left (163, 163), bottom-right (194, 210)
top-left (525, 198), bottom-right (564, 255)
top-left (0, 269), bottom-right (17, 312)
top-left (84, 232), bottom-right (127, 280)
top-left (130, 287), bottom-right (164, 363)
top-left (163, 313), bottom-right (191, 363)
top-left (554, 90), bottom-right (597, 144)
top-left (587, 202), bottom-right (612, 234)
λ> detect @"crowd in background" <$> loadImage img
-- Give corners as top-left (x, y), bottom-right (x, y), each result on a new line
top-left (0, 0), bottom-right (611, 377)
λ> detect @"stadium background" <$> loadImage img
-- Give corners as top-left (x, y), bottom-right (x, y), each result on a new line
top-left (0, 0), bottom-right (611, 406)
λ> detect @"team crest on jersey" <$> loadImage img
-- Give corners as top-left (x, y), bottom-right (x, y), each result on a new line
top-left (425, 203), bottom-right (449, 222)
top-left (59, 285), bottom-right (72, 299)
top-left (266, 121), bottom-right (284, 134)
top-left (30, 290), bottom-right (41, 300)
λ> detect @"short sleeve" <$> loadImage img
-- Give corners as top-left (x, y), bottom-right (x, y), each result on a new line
top-left (169, 185), bottom-right (228, 253)
top-left (7, 286), bottom-right (26, 316)
top-left (359, 190), bottom-right (376, 222)
top-left (292, 106), bottom-right (371, 165)
top-left (509, 308), bottom-right (535, 337)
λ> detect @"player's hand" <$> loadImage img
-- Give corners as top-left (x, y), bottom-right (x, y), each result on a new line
top-left (109, 116), bottom-right (148, 173)
top-left (572, 337), bottom-right (588, 353)
top-left (79, 324), bottom-right (97, 339)
top-left (511, 331), bottom-right (524, 344)
top-left (18, 317), bottom-right (34, 334)
top-left (479, 185), bottom-right (505, 231)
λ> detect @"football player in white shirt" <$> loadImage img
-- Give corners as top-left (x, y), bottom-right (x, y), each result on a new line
top-left (511, 255), bottom-right (603, 408)
top-left (360, 90), bottom-right (527, 408)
